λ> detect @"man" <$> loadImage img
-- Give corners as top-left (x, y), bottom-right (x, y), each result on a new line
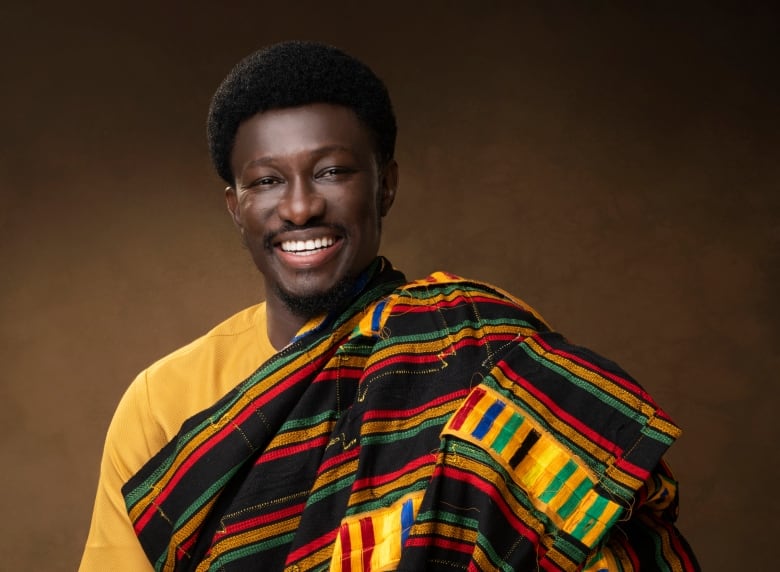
top-left (81, 41), bottom-right (698, 571)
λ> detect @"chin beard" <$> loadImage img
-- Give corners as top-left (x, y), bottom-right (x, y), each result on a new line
top-left (273, 274), bottom-right (358, 320)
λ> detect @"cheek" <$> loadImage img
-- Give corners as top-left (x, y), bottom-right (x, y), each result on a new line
top-left (347, 189), bottom-right (381, 221)
top-left (355, 201), bottom-right (383, 247)
top-left (239, 198), bottom-right (275, 232)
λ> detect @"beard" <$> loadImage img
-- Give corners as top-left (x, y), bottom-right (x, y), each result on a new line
top-left (260, 222), bottom-right (364, 320)
top-left (272, 272), bottom-right (358, 320)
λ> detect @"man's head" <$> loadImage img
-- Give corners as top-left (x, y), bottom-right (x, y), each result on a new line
top-left (207, 41), bottom-right (397, 186)
top-left (208, 42), bottom-right (398, 327)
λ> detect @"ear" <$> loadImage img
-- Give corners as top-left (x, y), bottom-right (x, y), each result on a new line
top-left (379, 159), bottom-right (398, 216)
top-left (224, 186), bottom-right (243, 230)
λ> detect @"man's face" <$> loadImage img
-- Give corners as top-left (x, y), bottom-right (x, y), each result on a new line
top-left (226, 103), bottom-right (397, 316)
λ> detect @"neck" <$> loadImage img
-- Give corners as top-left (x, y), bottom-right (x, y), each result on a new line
top-left (264, 298), bottom-right (309, 351)
top-left (263, 258), bottom-right (390, 350)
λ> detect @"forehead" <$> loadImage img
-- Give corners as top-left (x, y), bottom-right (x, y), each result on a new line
top-left (230, 103), bottom-right (377, 170)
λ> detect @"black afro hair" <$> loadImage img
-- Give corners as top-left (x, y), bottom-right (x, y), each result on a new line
top-left (207, 41), bottom-right (397, 185)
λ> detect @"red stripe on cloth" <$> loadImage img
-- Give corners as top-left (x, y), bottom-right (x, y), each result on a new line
top-left (255, 435), bottom-right (330, 464)
top-left (313, 366), bottom-right (365, 383)
top-left (391, 294), bottom-right (517, 314)
top-left (317, 446), bottom-right (361, 474)
top-left (363, 352), bottom-right (450, 376)
top-left (353, 455), bottom-right (434, 490)
top-left (405, 536), bottom-right (474, 554)
top-left (448, 387), bottom-right (486, 431)
top-left (363, 334), bottom-right (513, 379)
top-left (285, 527), bottom-right (340, 566)
top-left (340, 522), bottom-right (352, 572)
top-left (613, 456), bottom-right (652, 482)
top-left (360, 516), bottom-right (375, 571)
top-left (222, 502), bottom-right (307, 536)
top-left (177, 530), bottom-right (199, 560)
top-left (362, 389), bottom-right (467, 421)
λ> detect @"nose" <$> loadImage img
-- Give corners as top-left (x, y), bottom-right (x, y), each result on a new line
top-left (276, 177), bottom-right (326, 226)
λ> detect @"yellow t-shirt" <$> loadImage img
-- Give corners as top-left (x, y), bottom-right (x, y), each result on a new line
top-left (79, 302), bottom-right (275, 571)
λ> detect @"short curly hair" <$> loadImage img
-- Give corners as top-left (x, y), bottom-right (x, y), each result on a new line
top-left (207, 41), bottom-right (397, 185)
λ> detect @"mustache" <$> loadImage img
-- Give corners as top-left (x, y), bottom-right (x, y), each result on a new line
top-left (263, 222), bottom-right (347, 249)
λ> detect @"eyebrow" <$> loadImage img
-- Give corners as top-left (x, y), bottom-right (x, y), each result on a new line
top-left (245, 145), bottom-right (356, 169)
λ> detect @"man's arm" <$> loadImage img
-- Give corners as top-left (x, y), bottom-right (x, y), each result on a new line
top-left (79, 375), bottom-right (159, 571)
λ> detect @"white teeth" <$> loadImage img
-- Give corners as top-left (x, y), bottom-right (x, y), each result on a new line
top-left (280, 236), bottom-right (335, 253)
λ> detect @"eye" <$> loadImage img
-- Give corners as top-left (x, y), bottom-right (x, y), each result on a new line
top-left (248, 176), bottom-right (281, 188)
top-left (316, 166), bottom-right (354, 180)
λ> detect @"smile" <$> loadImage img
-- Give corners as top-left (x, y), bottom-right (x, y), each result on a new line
top-left (279, 236), bottom-right (337, 255)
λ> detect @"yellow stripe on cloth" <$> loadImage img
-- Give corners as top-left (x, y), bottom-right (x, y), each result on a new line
top-left (330, 491), bottom-right (424, 572)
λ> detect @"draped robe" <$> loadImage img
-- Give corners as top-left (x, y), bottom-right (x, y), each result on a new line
top-left (123, 259), bottom-right (699, 571)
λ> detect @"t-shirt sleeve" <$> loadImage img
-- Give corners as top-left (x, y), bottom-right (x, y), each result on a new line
top-left (79, 371), bottom-right (163, 571)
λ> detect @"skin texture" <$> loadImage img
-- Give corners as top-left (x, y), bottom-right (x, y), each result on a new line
top-left (226, 103), bottom-right (398, 350)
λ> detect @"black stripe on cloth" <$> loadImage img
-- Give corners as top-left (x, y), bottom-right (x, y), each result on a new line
top-left (508, 428), bottom-right (541, 469)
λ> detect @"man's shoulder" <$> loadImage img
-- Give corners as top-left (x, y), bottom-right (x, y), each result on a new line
top-left (105, 303), bottom-right (271, 469)
top-left (144, 302), bottom-right (269, 379)
top-left (399, 271), bottom-right (526, 301)
top-left (396, 271), bottom-right (548, 322)
top-left (362, 270), bottom-right (552, 338)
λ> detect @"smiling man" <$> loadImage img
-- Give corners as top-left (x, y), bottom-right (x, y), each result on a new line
top-left (226, 103), bottom-right (396, 348)
top-left (80, 42), bottom-right (698, 571)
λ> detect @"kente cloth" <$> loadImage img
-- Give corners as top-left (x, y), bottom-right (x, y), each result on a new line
top-left (123, 258), bottom-right (699, 571)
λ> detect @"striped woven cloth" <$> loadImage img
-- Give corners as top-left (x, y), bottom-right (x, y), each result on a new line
top-left (123, 258), bottom-right (698, 571)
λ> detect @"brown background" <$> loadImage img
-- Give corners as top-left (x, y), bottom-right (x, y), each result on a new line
top-left (1, 2), bottom-right (778, 570)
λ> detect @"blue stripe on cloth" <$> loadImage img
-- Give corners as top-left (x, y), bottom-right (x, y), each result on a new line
top-left (372, 299), bottom-right (388, 333)
top-left (400, 498), bottom-right (414, 548)
top-left (471, 400), bottom-right (506, 440)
